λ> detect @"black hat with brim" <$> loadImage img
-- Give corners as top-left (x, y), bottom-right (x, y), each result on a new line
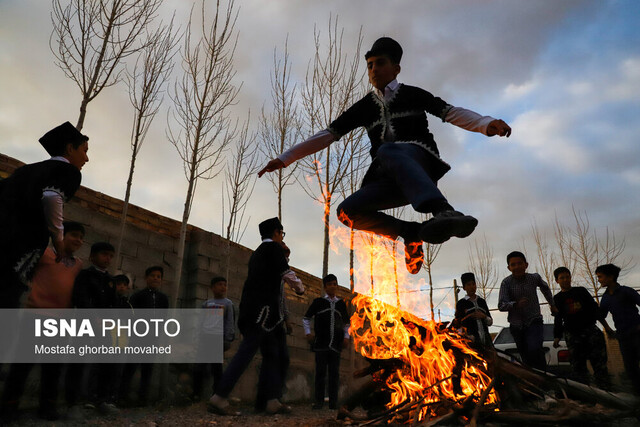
top-left (39, 121), bottom-right (88, 156)
top-left (365, 37), bottom-right (403, 64)
top-left (259, 217), bottom-right (283, 238)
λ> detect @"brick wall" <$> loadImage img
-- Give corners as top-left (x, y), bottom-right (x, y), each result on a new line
top-left (0, 153), bottom-right (365, 403)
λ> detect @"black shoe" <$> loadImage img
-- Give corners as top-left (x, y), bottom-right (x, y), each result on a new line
top-left (206, 402), bottom-right (241, 416)
top-left (404, 241), bottom-right (424, 274)
top-left (419, 211), bottom-right (478, 244)
top-left (38, 407), bottom-right (60, 421)
top-left (312, 402), bottom-right (323, 410)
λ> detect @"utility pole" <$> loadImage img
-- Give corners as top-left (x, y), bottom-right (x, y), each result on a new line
top-left (453, 278), bottom-right (459, 304)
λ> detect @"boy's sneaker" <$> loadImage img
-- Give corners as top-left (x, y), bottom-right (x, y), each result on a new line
top-left (37, 406), bottom-right (60, 421)
top-left (419, 211), bottom-right (478, 244)
top-left (97, 402), bottom-right (120, 415)
top-left (66, 405), bottom-right (84, 420)
top-left (404, 241), bottom-right (424, 274)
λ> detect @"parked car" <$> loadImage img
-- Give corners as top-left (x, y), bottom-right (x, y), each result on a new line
top-left (492, 324), bottom-right (572, 375)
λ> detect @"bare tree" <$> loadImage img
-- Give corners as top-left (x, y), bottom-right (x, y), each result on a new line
top-left (567, 207), bottom-right (632, 302)
top-left (115, 18), bottom-right (180, 266)
top-left (337, 131), bottom-right (369, 292)
top-left (531, 221), bottom-right (558, 293)
top-left (467, 234), bottom-right (497, 300)
top-left (553, 213), bottom-right (577, 274)
top-left (420, 214), bottom-right (441, 321)
top-left (167, 0), bottom-right (239, 306)
top-left (299, 17), bottom-right (365, 277)
top-left (222, 112), bottom-right (259, 243)
top-left (258, 38), bottom-right (302, 220)
top-left (423, 241), bottom-right (442, 322)
top-left (51, 0), bottom-right (162, 130)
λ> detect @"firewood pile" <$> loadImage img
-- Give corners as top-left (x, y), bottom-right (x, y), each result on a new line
top-left (336, 351), bottom-right (640, 426)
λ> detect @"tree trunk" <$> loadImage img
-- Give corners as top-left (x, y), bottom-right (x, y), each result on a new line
top-left (115, 152), bottom-right (137, 267)
top-left (349, 226), bottom-right (355, 292)
top-left (322, 190), bottom-right (331, 277)
top-left (76, 97), bottom-right (89, 131)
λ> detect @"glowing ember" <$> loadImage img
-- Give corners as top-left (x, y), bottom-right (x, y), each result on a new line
top-left (332, 213), bottom-right (497, 422)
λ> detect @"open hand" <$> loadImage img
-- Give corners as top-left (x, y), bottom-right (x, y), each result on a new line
top-left (487, 119), bottom-right (511, 137)
top-left (258, 158), bottom-right (285, 177)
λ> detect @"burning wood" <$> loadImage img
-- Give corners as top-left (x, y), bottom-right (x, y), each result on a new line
top-left (328, 226), bottom-right (640, 425)
top-left (338, 296), bottom-right (640, 425)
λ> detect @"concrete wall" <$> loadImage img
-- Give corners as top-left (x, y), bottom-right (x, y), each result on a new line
top-left (1, 153), bottom-right (366, 403)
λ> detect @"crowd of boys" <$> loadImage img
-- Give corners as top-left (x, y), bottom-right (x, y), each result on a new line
top-left (0, 226), bottom-right (172, 421)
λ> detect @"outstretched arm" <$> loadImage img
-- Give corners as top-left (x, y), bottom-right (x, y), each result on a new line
top-left (258, 130), bottom-right (336, 177)
top-left (486, 119), bottom-right (511, 137)
top-left (444, 106), bottom-right (511, 137)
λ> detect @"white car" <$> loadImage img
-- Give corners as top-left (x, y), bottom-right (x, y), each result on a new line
top-left (492, 324), bottom-right (572, 374)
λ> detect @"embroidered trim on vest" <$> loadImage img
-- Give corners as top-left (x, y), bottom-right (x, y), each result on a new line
top-left (14, 249), bottom-right (42, 282)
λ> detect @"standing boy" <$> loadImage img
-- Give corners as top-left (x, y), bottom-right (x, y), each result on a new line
top-left (208, 217), bottom-right (304, 416)
top-left (0, 221), bottom-right (86, 421)
top-left (498, 251), bottom-right (557, 370)
top-left (303, 274), bottom-right (350, 410)
top-left (69, 241), bottom-right (118, 415)
top-left (0, 122), bottom-right (88, 307)
top-left (192, 276), bottom-right (235, 401)
top-left (119, 266), bottom-right (169, 406)
top-left (258, 37), bottom-right (511, 274)
top-left (452, 272), bottom-right (493, 395)
top-left (597, 264), bottom-right (640, 394)
top-left (455, 273), bottom-right (493, 348)
top-left (552, 267), bottom-right (609, 387)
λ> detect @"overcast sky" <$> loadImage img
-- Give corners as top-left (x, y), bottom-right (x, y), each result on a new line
top-left (1, 0), bottom-right (639, 329)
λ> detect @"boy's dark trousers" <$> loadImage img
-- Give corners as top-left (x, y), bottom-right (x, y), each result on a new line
top-left (617, 328), bottom-right (640, 394)
top-left (565, 326), bottom-right (609, 388)
top-left (1, 363), bottom-right (62, 414)
top-left (119, 363), bottom-right (154, 404)
top-left (314, 349), bottom-right (341, 408)
top-left (255, 325), bottom-right (289, 411)
top-left (216, 327), bottom-right (282, 402)
top-left (192, 363), bottom-right (223, 397)
top-left (510, 318), bottom-right (546, 371)
top-left (337, 143), bottom-right (448, 239)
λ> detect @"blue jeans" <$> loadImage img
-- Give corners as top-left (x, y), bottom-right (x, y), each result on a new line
top-left (337, 143), bottom-right (449, 240)
top-left (510, 318), bottom-right (546, 370)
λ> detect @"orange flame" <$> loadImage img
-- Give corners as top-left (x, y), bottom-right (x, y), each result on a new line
top-left (332, 212), bottom-right (497, 422)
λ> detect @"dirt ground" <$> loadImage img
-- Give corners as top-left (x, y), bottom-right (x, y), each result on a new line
top-left (6, 401), bottom-right (349, 427)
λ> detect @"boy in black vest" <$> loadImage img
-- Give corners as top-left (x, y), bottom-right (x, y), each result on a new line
top-left (552, 267), bottom-right (609, 388)
top-left (303, 274), bottom-right (350, 410)
top-left (208, 217), bottom-right (304, 416)
top-left (259, 37), bottom-right (511, 275)
top-left (452, 272), bottom-right (492, 395)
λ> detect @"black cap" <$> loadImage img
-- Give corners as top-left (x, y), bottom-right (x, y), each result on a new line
top-left (259, 217), bottom-right (283, 238)
top-left (365, 37), bottom-right (403, 64)
top-left (38, 122), bottom-right (88, 156)
top-left (461, 272), bottom-right (476, 286)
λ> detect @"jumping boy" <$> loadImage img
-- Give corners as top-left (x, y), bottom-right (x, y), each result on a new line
top-left (552, 267), bottom-right (610, 387)
top-left (192, 276), bottom-right (236, 401)
top-left (303, 274), bottom-right (350, 410)
top-left (498, 251), bottom-right (557, 370)
top-left (258, 37), bottom-right (511, 274)
top-left (597, 264), bottom-right (640, 394)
